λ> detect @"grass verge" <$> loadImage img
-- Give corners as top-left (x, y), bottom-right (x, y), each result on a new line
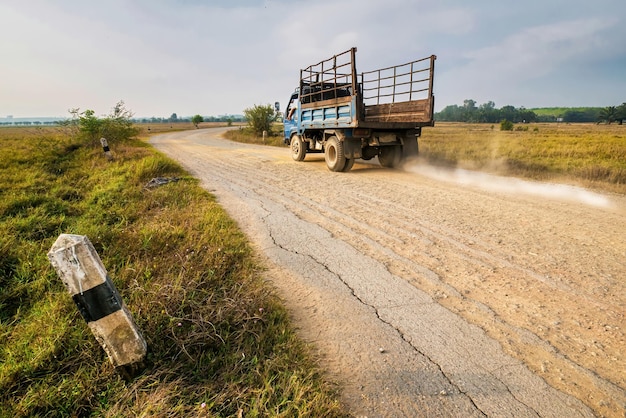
top-left (223, 125), bottom-right (285, 148)
top-left (0, 126), bottom-right (347, 417)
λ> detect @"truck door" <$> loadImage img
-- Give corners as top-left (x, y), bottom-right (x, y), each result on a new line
top-left (283, 93), bottom-right (299, 144)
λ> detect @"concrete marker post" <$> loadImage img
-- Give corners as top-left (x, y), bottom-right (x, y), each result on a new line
top-left (100, 137), bottom-right (113, 161)
top-left (48, 234), bottom-right (147, 369)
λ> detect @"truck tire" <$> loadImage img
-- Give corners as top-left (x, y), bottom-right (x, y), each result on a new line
top-left (342, 158), bottom-right (355, 172)
top-left (325, 136), bottom-right (347, 172)
top-left (290, 135), bottom-right (306, 161)
top-left (378, 145), bottom-right (402, 168)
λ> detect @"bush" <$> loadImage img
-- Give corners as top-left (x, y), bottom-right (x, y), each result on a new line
top-left (66, 101), bottom-right (140, 145)
top-left (191, 114), bottom-right (203, 128)
top-left (500, 119), bottom-right (514, 131)
top-left (243, 104), bottom-right (277, 136)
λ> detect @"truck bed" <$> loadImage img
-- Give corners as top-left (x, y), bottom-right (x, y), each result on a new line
top-left (299, 48), bottom-right (436, 131)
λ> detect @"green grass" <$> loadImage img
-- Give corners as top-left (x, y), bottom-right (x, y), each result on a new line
top-left (0, 126), bottom-right (347, 417)
top-left (223, 125), bottom-right (285, 147)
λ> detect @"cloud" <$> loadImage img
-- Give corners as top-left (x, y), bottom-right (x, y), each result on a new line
top-left (436, 16), bottom-right (623, 108)
top-left (1, 0), bottom-right (625, 116)
top-left (468, 18), bottom-right (617, 79)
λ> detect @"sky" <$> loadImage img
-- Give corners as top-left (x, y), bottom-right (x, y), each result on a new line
top-left (1, 0), bottom-right (625, 118)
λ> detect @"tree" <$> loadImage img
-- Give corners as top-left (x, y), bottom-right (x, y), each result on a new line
top-left (598, 106), bottom-right (618, 124)
top-left (67, 101), bottom-right (139, 145)
top-left (76, 109), bottom-right (102, 143)
top-left (477, 101), bottom-right (499, 123)
top-left (100, 101), bottom-right (139, 142)
top-left (463, 99), bottom-right (477, 110)
top-left (500, 105), bottom-right (518, 123)
top-left (562, 108), bottom-right (600, 123)
top-left (518, 107), bottom-right (537, 123)
top-left (169, 113), bottom-right (178, 123)
top-left (191, 114), bottom-right (203, 128)
top-left (436, 104), bottom-right (462, 121)
top-left (617, 103), bottom-right (626, 125)
top-left (462, 99), bottom-right (478, 122)
top-left (435, 100), bottom-right (542, 123)
top-left (243, 104), bottom-right (277, 135)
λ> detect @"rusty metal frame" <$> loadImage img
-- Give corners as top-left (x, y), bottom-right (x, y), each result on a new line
top-left (361, 55), bottom-right (436, 105)
top-left (297, 48), bottom-right (436, 127)
top-left (300, 47), bottom-right (358, 106)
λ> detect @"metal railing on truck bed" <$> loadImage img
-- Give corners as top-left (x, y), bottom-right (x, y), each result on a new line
top-left (362, 54), bottom-right (436, 125)
top-left (299, 47), bottom-right (436, 127)
top-left (300, 48), bottom-right (357, 106)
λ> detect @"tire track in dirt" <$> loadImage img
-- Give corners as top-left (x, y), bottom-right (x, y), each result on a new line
top-left (151, 128), bottom-right (624, 417)
top-left (191, 141), bottom-right (623, 392)
top-left (202, 148), bottom-right (624, 415)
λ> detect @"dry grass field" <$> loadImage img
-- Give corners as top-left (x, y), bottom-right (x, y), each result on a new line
top-left (419, 122), bottom-right (626, 194)
top-left (136, 121), bottom-right (236, 138)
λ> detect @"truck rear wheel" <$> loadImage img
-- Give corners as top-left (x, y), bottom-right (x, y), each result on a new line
top-left (290, 135), bottom-right (306, 161)
top-left (378, 145), bottom-right (402, 168)
top-left (342, 158), bottom-right (355, 172)
top-left (325, 136), bottom-right (347, 172)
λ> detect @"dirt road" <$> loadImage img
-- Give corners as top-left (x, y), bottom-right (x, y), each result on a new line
top-left (151, 128), bottom-right (625, 417)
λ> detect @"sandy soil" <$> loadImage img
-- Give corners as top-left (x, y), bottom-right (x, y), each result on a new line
top-left (151, 128), bottom-right (625, 417)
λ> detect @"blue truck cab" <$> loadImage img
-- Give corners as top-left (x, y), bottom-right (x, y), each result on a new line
top-left (283, 47), bottom-right (436, 172)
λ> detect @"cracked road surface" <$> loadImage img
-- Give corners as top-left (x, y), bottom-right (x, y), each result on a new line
top-left (151, 128), bottom-right (625, 417)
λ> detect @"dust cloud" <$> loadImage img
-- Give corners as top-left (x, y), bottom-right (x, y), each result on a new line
top-left (404, 162), bottom-right (613, 209)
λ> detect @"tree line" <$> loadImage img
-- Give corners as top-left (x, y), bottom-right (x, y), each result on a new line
top-left (0, 121), bottom-right (59, 126)
top-left (435, 100), bottom-right (626, 124)
top-left (0, 113), bottom-right (245, 127)
top-left (132, 113), bottom-right (245, 125)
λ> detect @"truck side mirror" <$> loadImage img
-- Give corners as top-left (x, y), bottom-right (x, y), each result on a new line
top-left (274, 102), bottom-right (280, 112)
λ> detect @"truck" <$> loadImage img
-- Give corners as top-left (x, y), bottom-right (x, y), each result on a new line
top-left (283, 47), bottom-right (436, 172)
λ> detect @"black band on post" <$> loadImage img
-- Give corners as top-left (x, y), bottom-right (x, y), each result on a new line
top-left (72, 280), bottom-right (123, 322)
